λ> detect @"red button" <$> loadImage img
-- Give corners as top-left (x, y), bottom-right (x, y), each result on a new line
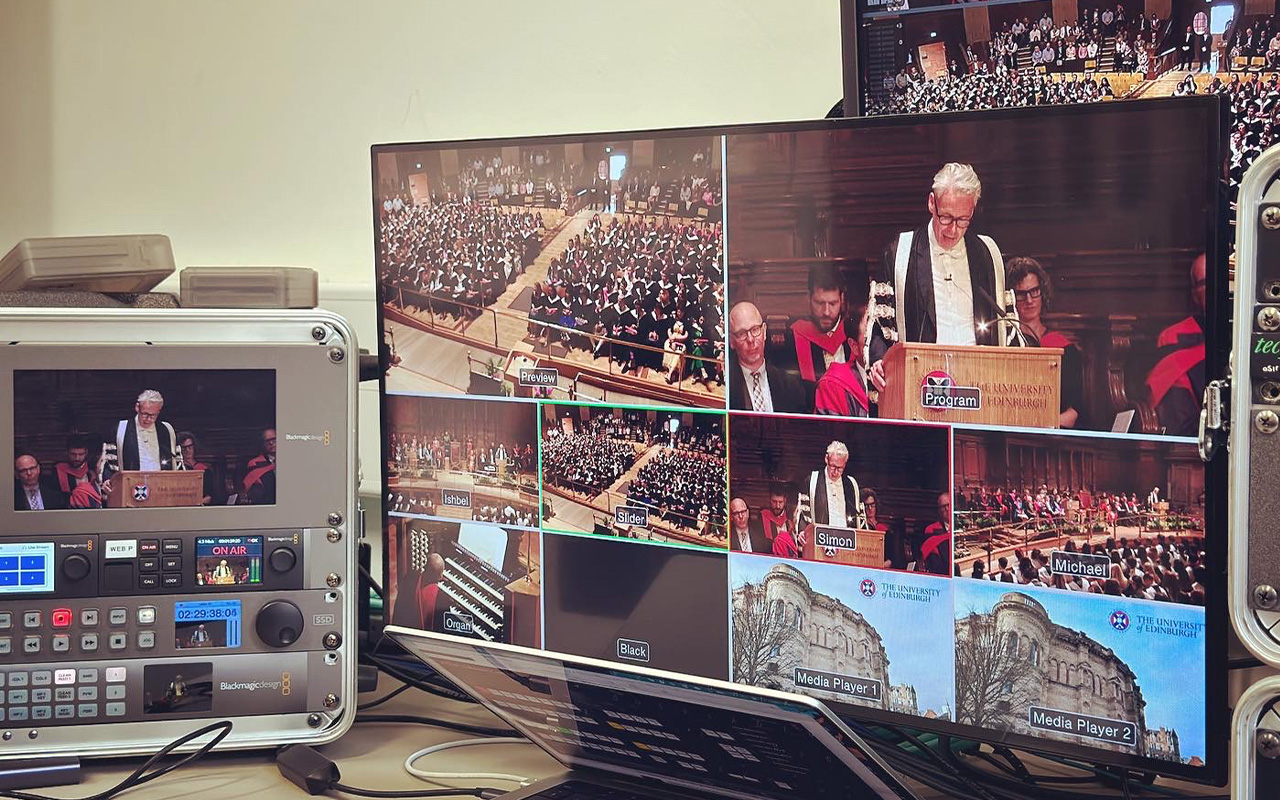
top-left (51, 608), bottom-right (73, 629)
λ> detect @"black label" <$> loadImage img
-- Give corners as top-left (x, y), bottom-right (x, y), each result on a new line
top-left (616, 638), bottom-right (650, 662)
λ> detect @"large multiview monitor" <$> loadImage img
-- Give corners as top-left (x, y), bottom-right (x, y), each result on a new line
top-left (375, 97), bottom-right (1227, 782)
top-left (848, 0), bottom-right (1269, 209)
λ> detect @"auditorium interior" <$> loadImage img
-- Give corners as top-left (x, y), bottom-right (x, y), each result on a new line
top-left (377, 136), bottom-right (726, 410)
top-left (539, 402), bottom-right (728, 546)
top-left (726, 108), bottom-right (1211, 435)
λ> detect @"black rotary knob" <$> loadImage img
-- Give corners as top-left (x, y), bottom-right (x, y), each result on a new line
top-left (61, 553), bottom-right (91, 582)
top-left (256, 600), bottom-right (305, 648)
top-left (268, 546), bottom-right (297, 574)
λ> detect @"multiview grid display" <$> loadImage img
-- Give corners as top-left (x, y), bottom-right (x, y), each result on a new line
top-left (375, 99), bottom-right (1224, 779)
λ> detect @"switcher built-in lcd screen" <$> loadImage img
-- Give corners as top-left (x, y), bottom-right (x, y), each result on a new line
top-left (375, 99), bottom-right (1226, 781)
top-left (11, 369), bottom-right (277, 511)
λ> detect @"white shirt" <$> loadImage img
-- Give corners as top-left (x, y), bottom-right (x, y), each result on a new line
top-left (739, 361), bottom-right (774, 413)
top-left (734, 527), bottom-right (753, 553)
top-left (927, 224), bottom-right (978, 346)
top-left (823, 476), bottom-right (846, 526)
top-left (137, 421), bottom-right (162, 471)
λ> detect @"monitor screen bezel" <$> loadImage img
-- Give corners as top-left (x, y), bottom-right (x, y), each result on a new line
top-left (373, 96), bottom-right (1228, 784)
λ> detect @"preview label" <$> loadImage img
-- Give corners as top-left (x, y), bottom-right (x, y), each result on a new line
top-left (518, 367), bottom-right (560, 387)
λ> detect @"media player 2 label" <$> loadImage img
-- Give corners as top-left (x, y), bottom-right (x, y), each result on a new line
top-left (616, 638), bottom-right (650, 663)
top-left (1028, 706), bottom-right (1137, 747)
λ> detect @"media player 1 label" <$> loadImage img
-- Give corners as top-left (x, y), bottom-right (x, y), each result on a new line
top-left (615, 506), bottom-right (649, 528)
top-left (444, 612), bottom-right (475, 635)
top-left (518, 367), bottom-right (559, 387)
top-left (1028, 706), bottom-right (1137, 746)
top-left (794, 668), bottom-right (882, 699)
top-left (617, 638), bottom-right (650, 663)
top-left (441, 488), bottom-right (472, 508)
top-left (1049, 550), bottom-right (1111, 579)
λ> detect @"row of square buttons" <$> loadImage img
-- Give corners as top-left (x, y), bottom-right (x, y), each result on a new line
top-left (0, 667), bottom-right (127, 686)
top-left (5, 685), bottom-right (124, 703)
top-left (0, 607), bottom-right (155, 631)
top-left (0, 704), bottom-right (125, 722)
top-left (137, 539), bottom-right (183, 556)
top-left (1, 631), bottom-right (155, 655)
top-left (139, 557), bottom-right (182, 573)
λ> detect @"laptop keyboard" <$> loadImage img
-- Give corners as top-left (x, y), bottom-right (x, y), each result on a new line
top-left (526, 780), bottom-right (658, 800)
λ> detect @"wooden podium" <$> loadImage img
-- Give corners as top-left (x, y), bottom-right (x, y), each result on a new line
top-left (802, 526), bottom-right (886, 569)
top-left (878, 342), bottom-right (1062, 428)
top-left (108, 470), bottom-right (204, 508)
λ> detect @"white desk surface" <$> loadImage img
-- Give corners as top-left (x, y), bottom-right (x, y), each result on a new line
top-left (32, 683), bottom-right (1226, 799)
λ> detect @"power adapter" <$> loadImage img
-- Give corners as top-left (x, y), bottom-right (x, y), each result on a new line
top-left (277, 745), bottom-right (341, 795)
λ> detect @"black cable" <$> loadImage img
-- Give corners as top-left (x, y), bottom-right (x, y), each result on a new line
top-left (358, 683), bottom-right (412, 711)
top-left (361, 652), bottom-right (476, 704)
top-left (330, 784), bottom-right (491, 799)
top-left (354, 713), bottom-right (514, 738)
top-left (359, 564), bottom-right (385, 599)
top-left (0, 720), bottom-right (233, 800)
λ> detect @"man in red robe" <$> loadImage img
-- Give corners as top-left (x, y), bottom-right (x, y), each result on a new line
top-left (53, 435), bottom-right (92, 501)
top-left (772, 263), bottom-right (848, 398)
top-left (1145, 254), bottom-right (1206, 437)
top-left (758, 484), bottom-right (795, 549)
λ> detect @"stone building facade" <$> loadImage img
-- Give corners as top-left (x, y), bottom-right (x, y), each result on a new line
top-left (956, 591), bottom-right (1151, 756)
top-left (734, 564), bottom-right (919, 712)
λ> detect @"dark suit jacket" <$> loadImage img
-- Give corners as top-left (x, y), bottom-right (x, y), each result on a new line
top-left (728, 350), bottom-right (809, 414)
top-left (730, 519), bottom-right (771, 555)
top-left (871, 224), bottom-right (1000, 367)
top-left (13, 478), bottom-right (68, 511)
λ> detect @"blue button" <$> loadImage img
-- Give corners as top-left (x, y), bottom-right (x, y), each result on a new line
top-left (0, 557), bottom-right (18, 570)
top-left (19, 571), bottom-right (45, 586)
top-left (0, 572), bottom-right (17, 586)
top-left (19, 556), bottom-right (45, 571)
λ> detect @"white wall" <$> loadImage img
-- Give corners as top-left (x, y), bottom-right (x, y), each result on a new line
top-left (0, 0), bottom-right (842, 501)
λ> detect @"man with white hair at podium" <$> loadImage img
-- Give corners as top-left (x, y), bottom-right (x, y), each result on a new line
top-left (868, 162), bottom-right (1006, 392)
top-left (116, 389), bottom-right (180, 471)
top-left (794, 440), bottom-right (867, 545)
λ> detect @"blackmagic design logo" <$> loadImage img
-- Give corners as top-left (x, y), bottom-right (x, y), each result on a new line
top-left (133, 484), bottom-right (149, 502)
top-left (1109, 610), bottom-right (1131, 632)
top-left (860, 578), bottom-right (877, 598)
top-left (920, 370), bottom-right (981, 411)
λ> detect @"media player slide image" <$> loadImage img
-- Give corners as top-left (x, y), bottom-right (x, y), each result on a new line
top-left (724, 106), bottom-right (1213, 436)
top-left (387, 518), bottom-right (541, 647)
top-left (385, 394), bottom-right (538, 530)
top-left (952, 580), bottom-right (1206, 764)
top-left (730, 554), bottom-right (954, 720)
top-left (954, 429), bottom-right (1206, 606)
top-left (12, 369), bottom-right (276, 510)
top-left (540, 402), bottom-right (728, 548)
top-left (143, 662), bottom-right (214, 715)
top-left (376, 134), bottom-right (726, 408)
top-left (728, 412), bottom-right (950, 574)
top-left (542, 532), bottom-right (730, 680)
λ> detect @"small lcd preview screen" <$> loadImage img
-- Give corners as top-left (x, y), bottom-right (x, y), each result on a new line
top-left (12, 370), bottom-right (277, 511)
top-left (376, 99), bottom-right (1221, 777)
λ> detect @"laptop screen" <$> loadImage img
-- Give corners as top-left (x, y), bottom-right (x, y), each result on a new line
top-left (388, 629), bottom-right (916, 800)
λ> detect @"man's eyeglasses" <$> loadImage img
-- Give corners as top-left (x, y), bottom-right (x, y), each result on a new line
top-left (1013, 286), bottom-right (1043, 301)
top-left (936, 214), bottom-right (973, 229)
top-left (730, 322), bottom-right (766, 343)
